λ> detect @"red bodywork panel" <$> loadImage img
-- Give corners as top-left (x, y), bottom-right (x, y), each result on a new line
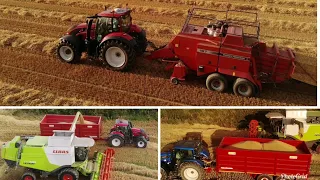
top-left (215, 137), bottom-right (312, 178)
top-left (40, 114), bottom-right (102, 139)
top-left (148, 23), bottom-right (295, 89)
top-left (131, 128), bottom-right (143, 137)
top-left (130, 24), bottom-right (142, 33)
top-left (109, 131), bottom-right (125, 138)
top-left (101, 32), bottom-right (133, 42)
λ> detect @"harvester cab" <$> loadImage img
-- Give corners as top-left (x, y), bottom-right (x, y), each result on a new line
top-left (161, 140), bottom-right (212, 180)
top-left (107, 119), bottom-right (149, 148)
top-left (1, 112), bottom-right (116, 180)
top-left (57, 6), bottom-right (147, 71)
top-left (266, 110), bottom-right (320, 153)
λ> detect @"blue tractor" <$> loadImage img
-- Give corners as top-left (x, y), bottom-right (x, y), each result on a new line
top-left (161, 140), bottom-right (212, 180)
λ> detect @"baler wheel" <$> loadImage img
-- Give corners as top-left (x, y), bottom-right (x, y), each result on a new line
top-left (108, 135), bottom-right (124, 147)
top-left (135, 137), bottom-right (147, 148)
top-left (256, 174), bottom-right (273, 180)
top-left (160, 168), bottom-right (168, 180)
top-left (21, 172), bottom-right (36, 180)
top-left (206, 73), bottom-right (228, 92)
top-left (179, 162), bottom-right (205, 180)
top-left (58, 168), bottom-right (79, 180)
top-left (100, 40), bottom-right (135, 71)
top-left (171, 77), bottom-right (179, 85)
top-left (57, 40), bottom-right (80, 63)
top-left (233, 78), bottom-right (255, 97)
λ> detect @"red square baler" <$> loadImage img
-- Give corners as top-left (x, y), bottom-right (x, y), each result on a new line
top-left (40, 114), bottom-right (103, 139)
top-left (216, 137), bottom-right (312, 179)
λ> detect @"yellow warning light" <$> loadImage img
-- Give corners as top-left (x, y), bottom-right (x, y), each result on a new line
top-left (233, 72), bottom-right (235, 76)
top-left (175, 44), bottom-right (179, 48)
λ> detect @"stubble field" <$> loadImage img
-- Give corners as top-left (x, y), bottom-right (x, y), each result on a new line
top-left (0, 110), bottom-right (158, 180)
top-left (0, 0), bottom-right (317, 106)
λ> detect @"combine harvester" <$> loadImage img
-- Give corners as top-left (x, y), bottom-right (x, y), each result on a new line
top-left (1, 114), bottom-right (115, 180)
top-left (40, 112), bottom-right (149, 148)
top-left (249, 109), bottom-right (320, 153)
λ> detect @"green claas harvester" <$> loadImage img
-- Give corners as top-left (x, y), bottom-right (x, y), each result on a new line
top-left (1, 115), bottom-right (115, 180)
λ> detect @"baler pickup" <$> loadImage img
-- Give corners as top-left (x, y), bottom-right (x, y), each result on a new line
top-left (90, 149), bottom-right (115, 180)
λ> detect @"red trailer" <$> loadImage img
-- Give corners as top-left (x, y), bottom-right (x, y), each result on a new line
top-left (215, 137), bottom-right (312, 180)
top-left (147, 8), bottom-right (295, 97)
top-left (40, 113), bottom-right (103, 139)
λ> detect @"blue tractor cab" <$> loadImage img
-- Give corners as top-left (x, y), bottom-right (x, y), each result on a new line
top-left (161, 140), bottom-right (212, 180)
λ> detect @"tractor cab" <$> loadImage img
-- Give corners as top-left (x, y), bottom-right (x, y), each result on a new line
top-left (161, 140), bottom-right (211, 179)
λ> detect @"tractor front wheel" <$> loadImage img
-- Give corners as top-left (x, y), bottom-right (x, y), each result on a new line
top-left (21, 172), bottom-right (36, 180)
top-left (57, 40), bottom-right (80, 63)
top-left (179, 162), bottom-right (205, 180)
top-left (206, 73), bottom-right (228, 92)
top-left (58, 168), bottom-right (79, 180)
top-left (135, 137), bottom-right (147, 148)
top-left (233, 78), bottom-right (255, 97)
top-left (108, 135), bottom-right (124, 147)
top-left (100, 40), bottom-right (135, 71)
top-left (160, 168), bottom-right (168, 180)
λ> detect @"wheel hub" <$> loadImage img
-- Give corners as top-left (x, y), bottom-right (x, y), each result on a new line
top-left (24, 176), bottom-right (33, 180)
top-left (112, 138), bottom-right (121, 146)
top-left (138, 141), bottom-right (145, 147)
top-left (105, 47), bottom-right (126, 68)
top-left (212, 80), bottom-right (221, 88)
top-left (184, 168), bottom-right (199, 180)
top-left (239, 84), bottom-right (248, 93)
top-left (63, 174), bottom-right (73, 180)
top-left (59, 46), bottom-right (74, 62)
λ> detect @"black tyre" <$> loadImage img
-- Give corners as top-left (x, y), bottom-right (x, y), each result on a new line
top-left (135, 137), bottom-right (147, 148)
top-left (171, 77), bottom-right (179, 85)
top-left (100, 40), bottom-right (135, 71)
top-left (179, 162), bottom-right (205, 180)
top-left (108, 135), bottom-right (124, 147)
top-left (57, 40), bottom-right (80, 63)
top-left (130, 30), bottom-right (148, 56)
top-left (21, 172), bottom-right (36, 180)
top-left (58, 168), bottom-right (79, 180)
top-left (256, 174), bottom-right (273, 180)
top-left (161, 168), bottom-right (168, 180)
top-left (206, 73), bottom-right (228, 92)
top-left (75, 147), bottom-right (88, 161)
top-left (233, 78), bottom-right (256, 97)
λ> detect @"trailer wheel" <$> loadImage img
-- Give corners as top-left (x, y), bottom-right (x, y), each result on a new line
top-left (108, 135), bottom-right (124, 147)
top-left (206, 73), bottom-right (228, 92)
top-left (233, 78), bottom-right (255, 97)
top-left (256, 174), bottom-right (273, 180)
top-left (135, 137), bottom-right (147, 148)
top-left (171, 77), bottom-right (179, 85)
top-left (100, 40), bottom-right (135, 71)
top-left (58, 168), bottom-right (79, 180)
top-left (21, 172), bottom-right (36, 180)
top-left (179, 162), bottom-right (205, 180)
top-left (160, 168), bottom-right (168, 180)
top-left (57, 40), bottom-right (80, 63)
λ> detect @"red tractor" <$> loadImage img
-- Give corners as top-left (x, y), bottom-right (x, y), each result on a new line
top-left (147, 8), bottom-right (296, 97)
top-left (107, 119), bottom-right (149, 148)
top-left (57, 7), bottom-right (147, 71)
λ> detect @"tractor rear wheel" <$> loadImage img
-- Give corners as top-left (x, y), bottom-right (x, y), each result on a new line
top-left (233, 78), bottom-right (255, 97)
top-left (160, 168), bottom-right (168, 180)
top-left (135, 137), bottom-right (147, 148)
top-left (57, 40), bottom-right (80, 63)
top-left (58, 168), bottom-right (79, 180)
top-left (206, 73), bottom-right (228, 92)
top-left (179, 162), bottom-right (205, 180)
top-left (100, 40), bottom-right (135, 71)
top-left (108, 135), bottom-right (124, 147)
top-left (21, 172), bottom-right (36, 180)
top-left (256, 174), bottom-right (273, 180)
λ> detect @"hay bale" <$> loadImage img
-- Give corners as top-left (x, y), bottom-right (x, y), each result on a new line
top-left (226, 141), bottom-right (263, 150)
top-left (262, 140), bottom-right (298, 152)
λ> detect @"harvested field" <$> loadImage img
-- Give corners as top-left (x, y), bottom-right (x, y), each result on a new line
top-left (0, 110), bottom-right (158, 180)
top-left (0, 0), bottom-right (316, 106)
